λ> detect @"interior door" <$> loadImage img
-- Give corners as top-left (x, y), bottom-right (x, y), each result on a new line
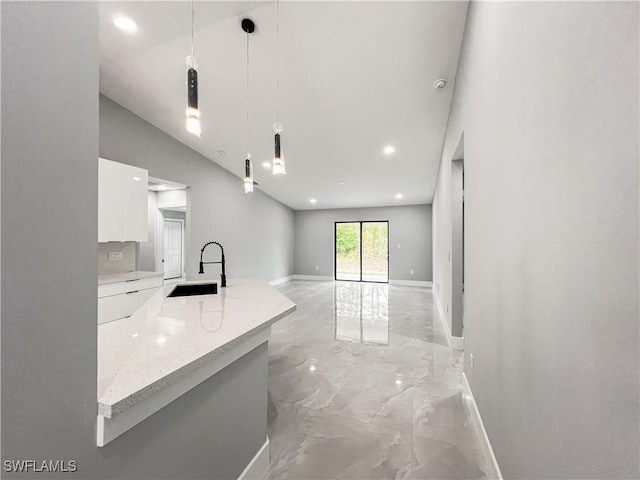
top-left (163, 219), bottom-right (183, 280)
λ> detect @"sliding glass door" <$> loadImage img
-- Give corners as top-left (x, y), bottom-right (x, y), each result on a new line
top-left (362, 222), bottom-right (389, 282)
top-left (335, 221), bottom-right (388, 283)
top-left (335, 222), bottom-right (361, 281)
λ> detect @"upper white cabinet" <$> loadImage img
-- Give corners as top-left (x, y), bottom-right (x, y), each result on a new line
top-left (98, 158), bottom-right (123, 241)
top-left (121, 164), bottom-right (148, 241)
top-left (99, 158), bottom-right (148, 242)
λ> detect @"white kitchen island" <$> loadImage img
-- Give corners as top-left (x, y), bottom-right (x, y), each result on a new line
top-left (97, 279), bottom-right (295, 464)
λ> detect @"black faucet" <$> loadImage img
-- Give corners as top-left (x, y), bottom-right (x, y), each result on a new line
top-left (199, 241), bottom-right (226, 288)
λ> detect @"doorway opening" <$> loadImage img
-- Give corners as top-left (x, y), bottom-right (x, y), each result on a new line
top-left (144, 177), bottom-right (189, 283)
top-left (451, 142), bottom-right (465, 338)
top-left (334, 221), bottom-right (389, 283)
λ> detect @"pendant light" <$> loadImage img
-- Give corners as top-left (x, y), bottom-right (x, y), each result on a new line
top-left (242, 19), bottom-right (255, 193)
top-left (185, 0), bottom-right (201, 137)
top-left (272, 0), bottom-right (286, 175)
top-left (244, 155), bottom-right (253, 194)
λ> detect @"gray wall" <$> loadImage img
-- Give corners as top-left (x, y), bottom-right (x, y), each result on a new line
top-left (1, 1), bottom-right (100, 475)
top-left (295, 205), bottom-right (432, 281)
top-left (1, 4), bottom-right (271, 478)
top-left (432, 2), bottom-right (639, 478)
top-left (100, 95), bottom-right (295, 283)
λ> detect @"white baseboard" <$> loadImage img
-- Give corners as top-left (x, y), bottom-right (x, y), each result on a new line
top-left (462, 374), bottom-right (503, 480)
top-left (292, 274), bottom-right (334, 281)
top-left (389, 280), bottom-right (432, 288)
top-left (238, 437), bottom-right (270, 480)
top-left (433, 290), bottom-right (464, 350)
top-left (269, 275), bottom-right (293, 286)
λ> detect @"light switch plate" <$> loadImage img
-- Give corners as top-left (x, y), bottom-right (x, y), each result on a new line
top-left (108, 251), bottom-right (123, 262)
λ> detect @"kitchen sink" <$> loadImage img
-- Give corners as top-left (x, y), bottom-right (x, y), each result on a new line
top-left (167, 283), bottom-right (218, 297)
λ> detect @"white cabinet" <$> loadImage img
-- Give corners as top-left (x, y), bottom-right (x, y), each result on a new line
top-left (98, 158), bottom-right (148, 242)
top-left (122, 164), bottom-right (148, 241)
top-left (98, 159), bottom-right (123, 241)
top-left (98, 276), bottom-right (163, 324)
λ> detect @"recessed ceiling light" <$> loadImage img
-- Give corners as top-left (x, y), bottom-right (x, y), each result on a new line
top-left (114, 16), bottom-right (137, 33)
top-left (262, 161), bottom-right (271, 168)
top-left (384, 146), bottom-right (395, 155)
top-left (217, 149), bottom-right (227, 158)
top-left (310, 198), bottom-right (317, 204)
top-left (395, 193), bottom-right (403, 199)
top-left (132, 176), bottom-right (141, 181)
top-left (338, 181), bottom-right (345, 185)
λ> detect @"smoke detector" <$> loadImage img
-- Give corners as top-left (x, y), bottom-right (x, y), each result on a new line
top-left (433, 79), bottom-right (447, 90)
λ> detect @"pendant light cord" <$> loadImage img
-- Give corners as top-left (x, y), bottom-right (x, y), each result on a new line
top-left (246, 30), bottom-right (250, 154)
top-left (191, 0), bottom-right (195, 59)
top-left (275, 0), bottom-right (280, 122)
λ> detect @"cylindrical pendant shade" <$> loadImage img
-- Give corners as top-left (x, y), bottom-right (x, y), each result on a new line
top-left (244, 157), bottom-right (254, 193)
top-left (185, 63), bottom-right (201, 137)
top-left (274, 133), bottom-right (281, 159)
top-left (273, 131), bottom-right (286, 175)
top-left (187, 68), bottom-right (198, 109)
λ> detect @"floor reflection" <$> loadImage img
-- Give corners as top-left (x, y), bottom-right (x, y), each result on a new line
top-left (334, 281), bottom-right (389, 345)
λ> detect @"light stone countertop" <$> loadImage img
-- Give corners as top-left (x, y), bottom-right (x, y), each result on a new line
top-left (98, 270), bottom-right (164, 286)
top-left (97, 279), bottom-right (296, 418)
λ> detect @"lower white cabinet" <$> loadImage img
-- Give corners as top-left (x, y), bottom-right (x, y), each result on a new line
top-left (98, 276), bottom-right (163, 324)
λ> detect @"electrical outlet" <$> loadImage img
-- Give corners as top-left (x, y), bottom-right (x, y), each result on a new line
top-left (108, 251), bottom-right (123, 262)
top-left (410, 269), bottom-right (414, 275)
top-left (470, 353), bottom-right (474, 374)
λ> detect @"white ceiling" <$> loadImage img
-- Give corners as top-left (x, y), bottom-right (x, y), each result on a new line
top-left (99, 1), bottom-right (468, 210)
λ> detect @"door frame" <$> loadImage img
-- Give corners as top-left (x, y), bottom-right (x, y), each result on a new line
top-left (334, 221), bottom-right (389, 284)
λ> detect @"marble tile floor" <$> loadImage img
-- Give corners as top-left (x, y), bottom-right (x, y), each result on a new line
top-left (266, 280), bottom-right (490, 480)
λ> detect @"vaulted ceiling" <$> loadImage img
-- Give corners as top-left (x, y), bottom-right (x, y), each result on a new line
top-left (99, 1), bottom-right (468, 210)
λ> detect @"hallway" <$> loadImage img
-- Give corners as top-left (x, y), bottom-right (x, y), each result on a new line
top-left (267, 280), bottom-right (489, 479)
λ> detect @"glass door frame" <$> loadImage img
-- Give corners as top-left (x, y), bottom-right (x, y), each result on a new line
top-left (334, 221), bottom-right (389, 284)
